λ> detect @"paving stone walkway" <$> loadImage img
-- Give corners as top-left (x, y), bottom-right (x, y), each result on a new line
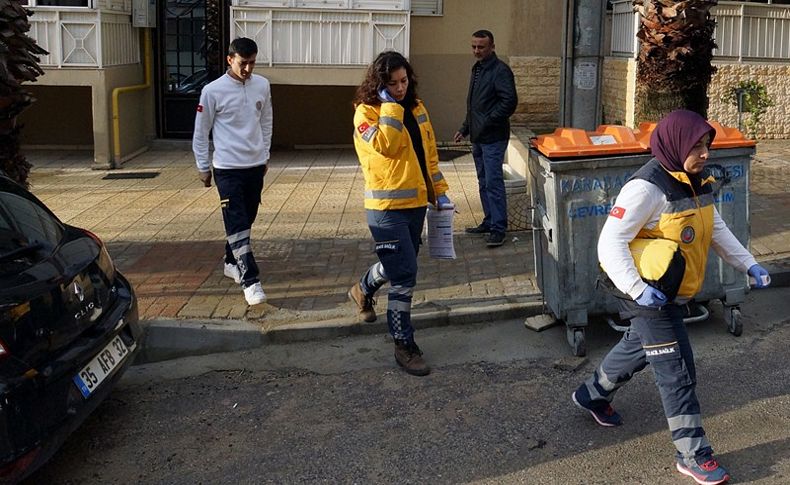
top-left (25, 141), bottom-right (789, 328)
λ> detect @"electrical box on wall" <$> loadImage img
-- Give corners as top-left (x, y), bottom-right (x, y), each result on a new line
top-left (132, 0), bottom-right (156, 28)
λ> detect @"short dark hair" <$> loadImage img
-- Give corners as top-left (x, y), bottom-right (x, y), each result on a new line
top-left (472, 30), bottom-right (494, 44)
top-left (228, 38), bottom-right (258, 58)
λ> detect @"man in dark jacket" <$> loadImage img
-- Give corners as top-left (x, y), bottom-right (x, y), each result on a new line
top-left (454, 29), bottom-right (518, 248)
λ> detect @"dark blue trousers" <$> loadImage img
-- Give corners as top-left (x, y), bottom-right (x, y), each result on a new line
top-left (360, 207), bottom-right (426, 344)
top-left (472, 140), bottom-right (508, 234)
top-left (213, 165), bottom-right (265, 287)
top-left (581, 300), bottom-right (712, 461)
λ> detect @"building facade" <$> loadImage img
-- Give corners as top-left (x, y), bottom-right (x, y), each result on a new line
top-left (23, 1), bottom-right (785, 168)
top-left (19, 0), bottom-right (566, 167)
top-left (603, 0), bottom-right (790, 138)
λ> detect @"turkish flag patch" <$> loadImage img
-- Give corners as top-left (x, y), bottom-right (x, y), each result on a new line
top-left (196, 104), bottom-right (204, 112)
top-left (610, 206), bottom-right (626, 219)
top-left (357, 122), bottom-right (370, 133)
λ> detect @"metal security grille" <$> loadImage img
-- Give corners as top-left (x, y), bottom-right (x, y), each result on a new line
top-left (158, 0), bottom-right (227, 138)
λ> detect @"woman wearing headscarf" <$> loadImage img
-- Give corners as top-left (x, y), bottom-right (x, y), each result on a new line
top-left (572, 110), bottom-right (770, 485)
top-left (348, 51), bottom-right (453, 376)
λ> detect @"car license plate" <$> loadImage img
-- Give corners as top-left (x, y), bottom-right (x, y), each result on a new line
top-left (73, 336), bottom-right (135, 398)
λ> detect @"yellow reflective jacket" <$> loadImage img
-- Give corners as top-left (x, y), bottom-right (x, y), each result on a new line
top-left (353, 100), bottom-right (449, 211)
top-left (632, 160), bottom-right (715, 299)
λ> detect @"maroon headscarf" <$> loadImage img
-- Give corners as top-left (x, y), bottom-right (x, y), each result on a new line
top-left (650, 110), bottom-right (716, 173)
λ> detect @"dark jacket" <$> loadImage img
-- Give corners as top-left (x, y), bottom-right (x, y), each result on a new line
top-left (459, 53), bottom-right (518, 144)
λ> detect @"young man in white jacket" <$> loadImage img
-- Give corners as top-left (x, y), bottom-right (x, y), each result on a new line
top-left (193, 37), bottom-right (273, 305)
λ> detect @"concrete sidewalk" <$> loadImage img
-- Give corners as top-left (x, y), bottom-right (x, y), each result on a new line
top-left (26, 141), bottom-right (790, 359)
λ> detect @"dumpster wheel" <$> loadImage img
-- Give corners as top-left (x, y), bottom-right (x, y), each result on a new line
top-left (725, 306), bottom-right (742, 337)
top-left (567, 328), bottom-right (586, 357)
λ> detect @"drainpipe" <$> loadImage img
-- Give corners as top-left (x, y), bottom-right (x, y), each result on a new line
top-left (111, 28), bottom-right (152, 167)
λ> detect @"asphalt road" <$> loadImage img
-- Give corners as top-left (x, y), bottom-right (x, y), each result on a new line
top-left (27, 288), bottom-right (790, 484)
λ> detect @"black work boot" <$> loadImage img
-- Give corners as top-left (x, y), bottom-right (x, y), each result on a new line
top-left (394, 340), bottom-right (430, 376)
top-left (348, 282), bottom-right (377, 322)
top-left (464, 223), bottom-right (490, 235)
top-left (486, 231), bottom-right (506, 247)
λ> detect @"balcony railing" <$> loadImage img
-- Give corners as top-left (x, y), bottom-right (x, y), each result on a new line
top-left (230, 5), bottom-right (410, 66)
top-left (611, 0), bottom-right (639, 57)
top-left (233, 0), bottom-right (407, 9)
top-left (27, 2), bottom-right (139, 68)
top-left (609, 0), bottom-right (790, 62)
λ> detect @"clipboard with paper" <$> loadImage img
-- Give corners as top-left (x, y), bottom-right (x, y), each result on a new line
top-left (426, 206), bottom-right (456, 259)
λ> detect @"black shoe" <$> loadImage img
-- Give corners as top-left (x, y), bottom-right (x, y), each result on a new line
top-left (465, 223), bottom-right (490, 234)
top-left (486, 231), bottom-right (506, 247)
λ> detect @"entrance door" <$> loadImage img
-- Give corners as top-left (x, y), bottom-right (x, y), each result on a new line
top-left (157, 0), bottom-right (227, 138)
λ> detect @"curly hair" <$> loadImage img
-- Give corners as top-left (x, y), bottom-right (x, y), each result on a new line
top-left (353, 51), bottom-right (418, 109)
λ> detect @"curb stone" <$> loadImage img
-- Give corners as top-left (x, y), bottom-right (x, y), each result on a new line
top-left (134, 262), bottom-right (789, 365)
top-left (134, 298), bottom-right (546, 364)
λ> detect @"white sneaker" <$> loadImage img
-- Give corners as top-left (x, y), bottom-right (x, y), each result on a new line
top-left (243, 282), bottom-right (267, 305)
top-left (223, 262), bottom-right (241, 284)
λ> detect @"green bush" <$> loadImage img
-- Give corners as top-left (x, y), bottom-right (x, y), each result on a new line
top-left (726, 80), bottom-right (774, 139)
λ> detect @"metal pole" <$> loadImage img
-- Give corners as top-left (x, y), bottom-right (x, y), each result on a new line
top-left (559, 0), bottom-right (574, 127)
top-left (560, 0), bottom-right (605, 130)
top-left (736, 88), bottom-right (745, 133)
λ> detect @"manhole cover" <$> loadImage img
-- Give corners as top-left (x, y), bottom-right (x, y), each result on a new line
top-left (102, 172), bottom-right (160, 180)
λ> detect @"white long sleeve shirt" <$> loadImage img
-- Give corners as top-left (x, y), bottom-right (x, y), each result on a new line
top-left (598, 179), bottom-right (757, 300)
top-left (193, 72), bottom-right (273, 172)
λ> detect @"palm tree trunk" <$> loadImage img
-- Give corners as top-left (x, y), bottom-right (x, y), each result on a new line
top-left (633, 0), bottom-right (718, 123)
top-left (0, 0), bottom-right (48, 187)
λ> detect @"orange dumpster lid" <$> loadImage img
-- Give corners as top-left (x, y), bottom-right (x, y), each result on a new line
top-left (532, 125), bottom-right (649, 158)
top-left (634, 121), bottom-right (756, 149)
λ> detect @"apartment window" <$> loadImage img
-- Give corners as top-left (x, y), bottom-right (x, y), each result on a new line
top-left (411, 0), bottom-right (442, 16)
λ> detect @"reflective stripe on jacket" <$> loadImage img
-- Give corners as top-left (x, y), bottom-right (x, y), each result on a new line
top-left (353, 100), bottom-right (449, 211)
top-left (631, 159), bottom-right (714, 298)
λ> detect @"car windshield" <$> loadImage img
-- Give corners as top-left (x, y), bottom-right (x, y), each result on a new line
top-left (0, 190), bottom-right (64, 276)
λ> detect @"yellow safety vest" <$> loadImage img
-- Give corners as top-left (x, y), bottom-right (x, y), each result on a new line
top-left (632, 160), bottom-right (715, 298)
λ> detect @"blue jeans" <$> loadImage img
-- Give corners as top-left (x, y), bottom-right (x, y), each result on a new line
top-left (472, 140), bottom-right (508, 234)
top-left (361, 207), bottom-right (426, 343)
top-left (581, 300), bottom-right (710, 461)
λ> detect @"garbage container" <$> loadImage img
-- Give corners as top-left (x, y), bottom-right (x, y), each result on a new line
top-left (528, 123), bottom-right (756, 356)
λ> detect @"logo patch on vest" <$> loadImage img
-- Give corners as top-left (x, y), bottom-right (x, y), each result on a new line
top-left (609, 206), bottom-right (626, 219)
top-left (681, 226), bottom-right (696, 244)
top-left (256, 100), bottom-right (262, 110)
top-left (196, 104), bottom-right (204, 112)
top-left (358, 122), bottom-right (378, 142)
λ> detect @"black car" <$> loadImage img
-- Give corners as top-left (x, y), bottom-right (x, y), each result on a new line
top-left (0, 174), bottom-right (141, 483)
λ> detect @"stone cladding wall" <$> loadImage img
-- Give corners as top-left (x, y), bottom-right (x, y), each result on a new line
top-left (601, 56), bottom-right (637, 128)
top-left (509, 56), bottom-right (561, 133)
top-left (708, 63), bottom-right (790, 139)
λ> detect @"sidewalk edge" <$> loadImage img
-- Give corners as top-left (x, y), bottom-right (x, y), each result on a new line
top-left (134, 300), bottom-right (546, 365)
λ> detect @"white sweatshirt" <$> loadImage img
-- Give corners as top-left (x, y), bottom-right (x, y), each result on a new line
top-left (193, 72), bottom-right (273, 172)
top-left (598, 179), bottom-right (757, 300)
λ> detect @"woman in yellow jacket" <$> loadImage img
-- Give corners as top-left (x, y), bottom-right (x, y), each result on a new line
top-left (348, 51), bottom-right (452, 376)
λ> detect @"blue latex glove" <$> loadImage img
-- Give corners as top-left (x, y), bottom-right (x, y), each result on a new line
top-left (635, 286), bottom-right (668, 308)
top-left (748, 264), bottom-right (771, 288)
top-left (436, 194), bottom-right (454, 210)
top-left (377, 87), bottom-right (397, 103)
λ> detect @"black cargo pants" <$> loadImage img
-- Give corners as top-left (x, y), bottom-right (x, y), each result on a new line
top-left (213, 165), bottom-right (265, 287)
